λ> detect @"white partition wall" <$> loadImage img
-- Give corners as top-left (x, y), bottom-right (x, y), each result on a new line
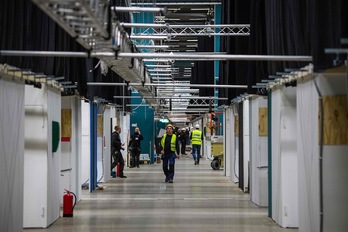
top-left (225, 106), bottom-right (239, 183)
top-left (250, 96), bottom-right (268, 207)
top-left (0, 74), bottom-right (25, 232)
top-left (243, 100), bottom-right (250, 192)
top-left (122, 112), bottom-right (131, 166)
top-left (46, 88), bottom-right (62, 226)
top-left (23, 85), bottom-right (61, 228)
top-left (224, 107), bottom-right (233, 178)
top-left (101, 107), bottom-right (111, 183)
top-left (232, 105), bottom-right (239, 183)
top-left (297, 72), bottom-right (348, 232)
top-left (271, 87), bottom-right (298, 228)
top-left (81, 101), bottom-right (91, 188)
top-left (61, 97), bottom-right (82, 205)
top-left (297, 75), bottom-right (320, 232)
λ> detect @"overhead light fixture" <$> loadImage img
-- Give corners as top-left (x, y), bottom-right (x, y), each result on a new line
top-left (191, 8), bottom-right (210, 11)
top-left (136, 45), bottom-right (170, 49)
top-left (189, 18), bottom-right (206, 21)
top-left (143, 59), bottom-right (173, 62)
top-left (150, 73), bottom-right (172, 76)
top-left (159, 118), bottom-right (170, 123)
top-left (168, 8), bottom-right (181, 11)
top-left (111, 6), bottom-right (167, 13)
top-left (146, 65), bottom-right (171, 68)
top-left (130, 35), bottom-right (168, 40)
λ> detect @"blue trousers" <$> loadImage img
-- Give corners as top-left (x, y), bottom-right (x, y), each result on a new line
top-left (192, 144), bottom-right (201, 162)
top-left (162, 152), bottom-right (176, 180)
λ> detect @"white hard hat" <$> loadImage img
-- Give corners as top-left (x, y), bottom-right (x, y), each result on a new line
top-left (195, 124), bottom-right (200, 128)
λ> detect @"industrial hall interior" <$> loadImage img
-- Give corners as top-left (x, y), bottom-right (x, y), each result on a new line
top-left (1, 0), bottom-right (348, 231)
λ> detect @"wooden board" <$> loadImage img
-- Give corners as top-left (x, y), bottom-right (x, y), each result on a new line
top-left (322, 95), bottom-right (348, 145)
top-left (259, 107), bottom-right (268, 136)
top-left (61, 109), bottom-right (72, 138)
top-left (97, 115), bottom-right (103, 136)
top-left (234, 115), bottom-right (239, 135)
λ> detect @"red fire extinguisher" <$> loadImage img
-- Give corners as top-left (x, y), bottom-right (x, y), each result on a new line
top-left (116, 163), bottom-right (121, 177)
top-left (63, 189), bottom-right (77, 217)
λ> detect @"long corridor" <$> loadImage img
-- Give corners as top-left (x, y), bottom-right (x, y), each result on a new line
top-left (26, 156), bottom-right (297, 232)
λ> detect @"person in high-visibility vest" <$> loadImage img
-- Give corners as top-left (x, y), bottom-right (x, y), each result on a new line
top-left (190, 124), bottom-right (203, 165)
top-left (159, 124), bottom-right (180, 183)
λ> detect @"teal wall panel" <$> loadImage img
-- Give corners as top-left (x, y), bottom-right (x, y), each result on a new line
top-left (130, 91), bottom-right (155, 163)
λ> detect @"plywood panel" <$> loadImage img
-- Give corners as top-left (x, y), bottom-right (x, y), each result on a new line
top-left (322, 95), bottom-right (348, 145)
top-left (235, 115), bottom-right (239, 135)
top-left (259, 108), bottom-right (268, 136)
top-left (97, 115), bottom-right (103, 136)
top-left (61, 109), bottom-right (72, 138)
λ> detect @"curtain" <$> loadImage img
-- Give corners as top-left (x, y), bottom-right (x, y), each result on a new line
top-left (219, 0), bottom-right (347, 101)
top-left (0, 76), bottom-right (25, 232)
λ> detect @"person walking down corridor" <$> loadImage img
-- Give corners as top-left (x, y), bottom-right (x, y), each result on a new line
top-left (111, 126), bottom-right (127, 178)
top-left (159, 124), bottom-right (180, 183)
top-left (128, 127), bottom-right (143, 168)
top-left (179, 128), bottom-right (187, 155)
top-left (190, 124), bottom-right (203, 165)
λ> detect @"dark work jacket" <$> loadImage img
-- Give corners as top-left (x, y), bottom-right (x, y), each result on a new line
top-left (112, 131), bottom-right (122, 151)
top-left (129, 132), bottom-right (143, 149)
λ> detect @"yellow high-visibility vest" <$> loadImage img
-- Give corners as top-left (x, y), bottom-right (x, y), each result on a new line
top-left (191, 130), bottom-right (202, 145)
top-left (161, 134), bottom-right (177, 152)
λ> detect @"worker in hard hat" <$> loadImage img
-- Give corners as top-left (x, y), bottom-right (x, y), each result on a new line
top-left (190, 124), bottom-right (203, 165)
top-left (159, 124), bottom-right (180, 183)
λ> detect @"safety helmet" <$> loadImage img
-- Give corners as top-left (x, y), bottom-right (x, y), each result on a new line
top-left (166, 124), bottom-right (173, 129)
top-left (195, 124), bottom-right (200, 128)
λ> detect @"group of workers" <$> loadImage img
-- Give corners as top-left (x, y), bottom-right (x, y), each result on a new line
top-left (110, 123), bottom-right (203, 183)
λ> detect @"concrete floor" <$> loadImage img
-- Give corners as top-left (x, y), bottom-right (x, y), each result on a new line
top-left (25, 155), bottom-right (297, 232)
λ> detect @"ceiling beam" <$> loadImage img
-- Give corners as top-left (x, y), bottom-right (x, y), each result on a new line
top-left (0, 50), bottom-right (313, 62)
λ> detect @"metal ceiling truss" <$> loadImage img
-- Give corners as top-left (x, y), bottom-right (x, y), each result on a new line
top-left (123, 23), bottom-right (250, 37)
top-left (32, 0), bottom-right (110, 50)
top-left (31, 0), bottom-right (157, 106)
top-left (20, 1), bottom-right (311, 115)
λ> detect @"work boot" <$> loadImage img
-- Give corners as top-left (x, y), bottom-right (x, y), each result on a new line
top-left (120, 175), bottom-right (127, 178)
top-left (194, 160), bottom-right (197, 165)
top-left (169, 180), bottom-right (173, 183)
top-left (165, 178), bottom-right (169, 183)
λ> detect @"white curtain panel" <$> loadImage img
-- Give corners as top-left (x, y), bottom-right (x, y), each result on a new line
top-left (297, 77), bottom-right (320, 232)
top-left (0, 77), bottom-right (25, 232)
